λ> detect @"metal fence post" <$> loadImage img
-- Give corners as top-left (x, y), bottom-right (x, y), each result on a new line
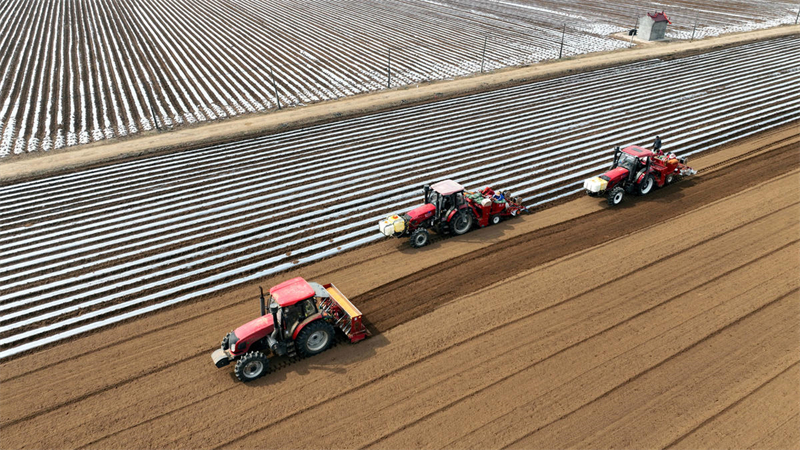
top-left (269, 67), bottom-right (281, 110)
top-left (146, 81), bottom-right (161, 131)
top-left (149, 104), bottom-right (160, 131)
top-left (558, 24), bottom-right (566, 58)
top-left (480, 35), bottom-right (487, 73)
top-left (629, 17), bottom-right (636, 47)
top-left (387, 48), bottom-right (392, 88)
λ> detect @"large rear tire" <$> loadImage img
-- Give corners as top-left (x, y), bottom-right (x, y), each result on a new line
top-left (295, 320), bottom-right (335, 358)
top-left (234, 351), bottom-right (269, 382)
top-left (409, 229), bottom-right (430, 248)
top-left (638, 175), bottom-right (655, 196)
top-left (449, 210), bottom-right (473, 235)
top-left (607, 187), bottom-right (624, 206)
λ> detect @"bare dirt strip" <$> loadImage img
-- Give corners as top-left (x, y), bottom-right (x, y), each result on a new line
top-left (0, 124), bottom-right (797, 448)
top-left (1, 25), bottom-right (797, 182)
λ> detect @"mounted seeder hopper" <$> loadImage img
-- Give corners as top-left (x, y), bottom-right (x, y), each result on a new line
top-left (584, 145), bottom-right (696, 206)
top-left (212, 277), bottom-right (369, 382)
top-left (378, 179), bottom-right (527, 248)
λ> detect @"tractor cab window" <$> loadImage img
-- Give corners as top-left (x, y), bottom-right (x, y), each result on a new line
top-left (282, 303), bottom-right (303, 328)
top-left (301, 298), bottom-right (316, 317)
top-left (425, 190), bottom-right (439, 205)
top-left (441, 194), bottom-right (453, 212)
top-left (618, 152), bottom-right (640, 171)
top-left (454, 192), bottom-right (465, 206)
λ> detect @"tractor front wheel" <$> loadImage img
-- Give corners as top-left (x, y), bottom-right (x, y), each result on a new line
top-left (665, 173), bottom-right (675, 185)
top-left (490, 215), bottom-right (501, 225)
top-left (409, 229), bottom-right (430, 248)
top-left (638, 175), bottom-right (655, 196)
top-left (234, 351), bottom-right (269, 382)
top-left (607, 187), bottom-right (624, 206)
top-left (295, 320), bottom-right (335, 358)
top-left (450, 210), bottom-right (473, 235)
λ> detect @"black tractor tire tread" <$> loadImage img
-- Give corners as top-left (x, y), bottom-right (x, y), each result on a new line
top-left (638, 174), bottom-right (655, 196)
top-left (608, 187), bottom-right (624, 206)
top-left (295, 320), bottom-right (335, 358)
top-left (449, 210), bottom-right (474, 235)
top-left (234, 351), bottom-right (269, 382)
top-left (409, 229), bottom-right (430, 248)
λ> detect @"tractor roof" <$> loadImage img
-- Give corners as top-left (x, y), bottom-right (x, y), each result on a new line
top-left (622, 145), bottom-right (655, 158)
top-left (270, 277), bottom-right (316, 307)
top-left (431, 179), bottom-right (464, 195)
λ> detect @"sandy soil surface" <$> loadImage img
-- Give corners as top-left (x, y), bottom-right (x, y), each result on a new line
top-left (0, 124), bottom-right (797, 448)
top-left (1, 25), bottom-right (797, 183)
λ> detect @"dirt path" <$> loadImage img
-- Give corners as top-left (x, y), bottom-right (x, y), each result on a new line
top-left (0, 123), bottom-right (797, 448)
top-left (1, 25), bottom-right (797, 182)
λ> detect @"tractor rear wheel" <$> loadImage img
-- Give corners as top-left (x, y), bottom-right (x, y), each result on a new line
top-left (409, 229), bottom-right (430, 248)
top-left (295, 320), bottom-right (335, 358)
top-left (607, 187), bottom-right (624, 206)
top-left (449, 210), bottom-right (473, 235)
top-left (638, 175), bottom-right (655, 196)
top-left (234, 351), bottom-right (269, 382)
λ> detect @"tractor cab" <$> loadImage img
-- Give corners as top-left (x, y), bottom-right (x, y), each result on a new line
top-left (423, 179), bottom-right (467, 221)
top-left (611, 146), bottom-right (654, 183)
top-left (267, 277), bottom-right (320, 339)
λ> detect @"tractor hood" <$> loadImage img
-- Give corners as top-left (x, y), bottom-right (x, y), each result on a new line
top-left (406, 203), bottom-right (436, 223)
top-left (602, 167), bottom-right (629, 183)
top-left (234, 314), bottom-right (274, 343)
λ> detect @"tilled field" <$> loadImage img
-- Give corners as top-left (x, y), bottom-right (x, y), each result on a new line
top-left (1, 36), bottom-right (799, 359)
top-left (0, 0), bottom-right (797, 155)
top-left (0, 127), bottom-right (797, 449)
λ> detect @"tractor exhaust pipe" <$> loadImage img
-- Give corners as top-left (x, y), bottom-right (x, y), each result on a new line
top-left (259, 286), bottom-right (266, 316)
top-left (611, 147), bottom-right (620, 169)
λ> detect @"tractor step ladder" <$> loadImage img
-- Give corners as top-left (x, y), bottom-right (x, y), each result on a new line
top-left (286, 341), bottom-right (297, 359)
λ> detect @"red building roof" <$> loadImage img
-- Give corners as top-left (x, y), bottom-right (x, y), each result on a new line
top-left (647, 11), bottom-right (672, 24)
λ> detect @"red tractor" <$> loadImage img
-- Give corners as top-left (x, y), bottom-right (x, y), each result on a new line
top-left (583, 145), bottom-right (696, 206)
top-left (378, 179), bottom-right (527, 248)
top-left (211, 277), bottom-right (369, 382)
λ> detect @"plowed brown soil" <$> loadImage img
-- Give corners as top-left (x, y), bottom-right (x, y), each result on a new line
top-left (0, 127), bottom-right (798, 449)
